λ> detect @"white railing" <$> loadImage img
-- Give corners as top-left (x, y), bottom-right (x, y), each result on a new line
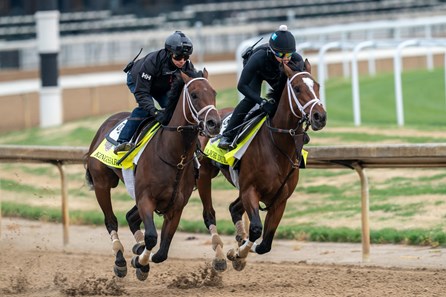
top-left (236, 15), bottom-right (446, 126)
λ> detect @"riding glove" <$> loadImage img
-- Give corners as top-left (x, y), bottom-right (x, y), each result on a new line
top-left (154, 109), bottom-right (165, 123)
top-left (260, 99), bottom-right (276, 116)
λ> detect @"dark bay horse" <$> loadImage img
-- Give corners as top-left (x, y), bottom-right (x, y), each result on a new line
top-left (85, 69), bottom-right (221, 280)
top-left (197, 60), bottom-right (327, 271)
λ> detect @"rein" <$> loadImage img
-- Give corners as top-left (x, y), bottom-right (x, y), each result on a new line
top-left (260, 120), bottom-right (306, 212)
top-left (259, 71), bottom-right (318, 211)
top-left (154, 76), bottom-right (215, 214)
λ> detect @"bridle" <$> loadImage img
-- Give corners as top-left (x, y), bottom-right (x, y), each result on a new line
top-left (155, 76), bottom-right (218, 214)
top-left (182, 77), bottom-right (217, 128)
top-left (261, 71), bottom-right (323, 211)
top-left (287, 71), bottom-right (323, 126)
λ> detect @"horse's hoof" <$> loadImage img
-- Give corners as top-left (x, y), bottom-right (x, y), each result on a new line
top-left (113, 264), bottom-right (127, 278)
top-left (131, 256), bottom-right (139, 268)
top-left (135, 265), bottom-right (150, 281)
top-left (226, 248), bottom-right (237, 261)
top-left (232, 258), bottom-right (247, 271)
top-left (212, 258), bottom-right (227, 272)
top-left (132, 242), bottom-right (145, 255)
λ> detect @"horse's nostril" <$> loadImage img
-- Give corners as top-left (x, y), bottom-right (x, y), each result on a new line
top-left (313, 112), bottom-right (326, 123)
top-left (206, 120), bottom-right (216, 129)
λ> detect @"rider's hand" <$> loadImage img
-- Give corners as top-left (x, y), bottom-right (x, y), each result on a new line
top-left (154, 109), bottom-right (164, 123)
top-left (260, 99), bottom-right (276, 116)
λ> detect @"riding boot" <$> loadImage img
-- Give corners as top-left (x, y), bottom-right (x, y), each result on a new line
top-left (114, 108), bottom-right (148, 154)
top-left (218, 99), bottom-right (256, 149)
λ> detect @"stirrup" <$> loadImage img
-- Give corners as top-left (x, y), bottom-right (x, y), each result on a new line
top-left (218, 136), bottom-right (233, 150)
top-left (114, 142), bottom-right (135, 154)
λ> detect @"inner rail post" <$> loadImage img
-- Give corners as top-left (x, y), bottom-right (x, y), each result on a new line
top-left (55, 161), bottom-right (69, 245)
top-left (352, 162), bottom-right (370, 262)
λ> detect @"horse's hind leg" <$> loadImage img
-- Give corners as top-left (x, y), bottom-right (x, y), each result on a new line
top-left (88, 161), bottom-right (126, 277)
top-left (94, 186), bottom-right (129, 278)
top-left (197, 163), bottom-right (227, 272)
top-left (125, 205), bottom-right (145, 255)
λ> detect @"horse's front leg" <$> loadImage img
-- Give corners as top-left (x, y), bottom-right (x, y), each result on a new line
top-left (255, 201), bottom-right (287, 254)
top-left (197, 166), bottom-right (227, 272)
top-left (131, 200), bottom-right (157, 281)
top-left (229, 197), bottom-right (248, 245)
top-left (125, 205), bottom-right (145, 255)
top-left (150, 207), bottom-right (184, 263)
top-left (227, 188), bottom-right (262, 271)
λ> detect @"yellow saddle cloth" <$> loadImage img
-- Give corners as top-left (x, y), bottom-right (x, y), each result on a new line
top-left (204, 117), bottom-right (308, 168)
top-left (90, 122), bottom-right (161, 170)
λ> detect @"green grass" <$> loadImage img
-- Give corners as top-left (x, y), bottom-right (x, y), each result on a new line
top-left (325, 68), bottom-right (446, 127)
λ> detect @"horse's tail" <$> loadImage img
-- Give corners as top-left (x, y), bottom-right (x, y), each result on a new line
top-left (83, 153), bottom-right (94, 191)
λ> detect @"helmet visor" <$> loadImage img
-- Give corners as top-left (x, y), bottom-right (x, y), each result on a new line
top-left (270, 47), bottom-right (293, 59)
top-left (173, 53), bottom-right (190, 61)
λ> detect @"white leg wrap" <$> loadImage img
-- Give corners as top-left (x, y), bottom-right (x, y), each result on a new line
top-left (209, 224), bottom-right (224, 251)
top-left (134, 230), bottom-right (144, 243)
top-left (250, 242), bottom-right (257, 253)
top-left (138, 248), bottom-right (153, 266)
top-left (110, 230), bottom-right (124, 255)
top-left (235, 220), bottom-right (247, 240)
top-left (238, 240), bottom-right (254, 258)
top-left (209, 224), bottom-right (218, 235)
top-left (110, 230), bottom-right (119, 242)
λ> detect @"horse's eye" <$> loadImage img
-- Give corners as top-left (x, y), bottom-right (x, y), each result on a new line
top-left (191, 92), bottom-right (198, 100)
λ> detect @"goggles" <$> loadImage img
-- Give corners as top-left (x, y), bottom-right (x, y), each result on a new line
top-left (173, 54), bottom-right (190, 61)
top-left (271, 48), bottom-right (293, 59)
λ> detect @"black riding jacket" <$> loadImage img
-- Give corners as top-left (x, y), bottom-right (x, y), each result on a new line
top-left (129, 49), bottom-right (195, 114)
top-left (238, 43), bottom-right (305, 104)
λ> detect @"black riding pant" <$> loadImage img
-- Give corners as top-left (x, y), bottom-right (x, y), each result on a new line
top-left (224, 78), bottom-right (263, 138)
top-left (117, 107), bottom-right (149, 143)
top-left (223, 99), bottom-right (257, 138)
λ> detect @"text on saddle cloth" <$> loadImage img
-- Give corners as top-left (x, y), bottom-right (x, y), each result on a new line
top-left (90, 119), bottom-right (161, 170)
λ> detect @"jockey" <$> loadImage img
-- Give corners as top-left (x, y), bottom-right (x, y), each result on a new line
top-left (218, 25), bottom-right (305, 150)
top-left (114, 31), bottom-right (196, 154)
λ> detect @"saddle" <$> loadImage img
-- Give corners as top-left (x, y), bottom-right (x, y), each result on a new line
top-left (90, 118), bottom-right (160, 170)
top-left (224, 109), bottom-right (265, 149)
top-left (107, 117), bottom-right (158, 147)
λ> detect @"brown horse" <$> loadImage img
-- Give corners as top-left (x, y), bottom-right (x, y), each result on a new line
top-left (85, 69), bottom-right (221, 280)
top-left (197, 60), bottom-right (327, 271)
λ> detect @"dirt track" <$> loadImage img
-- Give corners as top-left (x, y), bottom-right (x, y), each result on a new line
top-left (1, 217), bottom-right (445, 297)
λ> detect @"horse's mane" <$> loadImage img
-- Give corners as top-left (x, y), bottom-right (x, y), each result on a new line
top-left (266, 61), bottom-right (303, 103)
top-left (160, 69), bottom-right (204, 125)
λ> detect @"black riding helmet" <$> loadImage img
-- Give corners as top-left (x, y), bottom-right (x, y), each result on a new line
top-left (165, 31), bottom-right (193, 56)
top-left (269, 25), bottom-right (296, 53)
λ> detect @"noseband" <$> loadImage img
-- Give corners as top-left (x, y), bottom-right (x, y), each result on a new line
top-left (182, 77), bottom-right (217, 126)
top-left (287, 71), bottom-right (323, 125)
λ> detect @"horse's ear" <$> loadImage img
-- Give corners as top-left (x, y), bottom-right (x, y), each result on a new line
top-left (283, 62), bottom-right (294, 77)
top-left (202, 67), bottom-right (208, 79)
top-left (180, 71), bottom-right (191, 83)
top-left (304, 59), bottom-right (311, 74)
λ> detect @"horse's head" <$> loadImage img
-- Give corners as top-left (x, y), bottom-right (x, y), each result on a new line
top-left (179, 69), bottom-right (221, 137)
top-left (283, 60), bottom-right (327, 131)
